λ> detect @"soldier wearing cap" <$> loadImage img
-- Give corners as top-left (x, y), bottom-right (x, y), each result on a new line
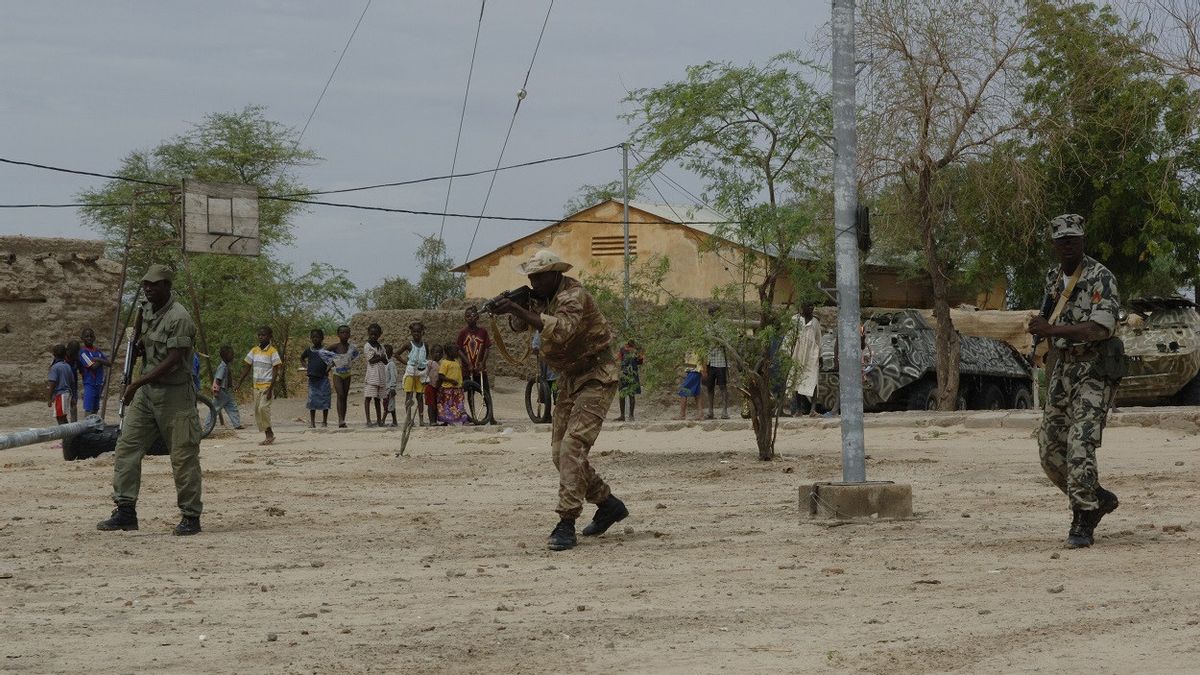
top-left (1027, 214), bottom-right (1122, 548)
top-left (490, 249), bottom-right (630, 551)
top-left (97, 264), bottom-right (204, 536)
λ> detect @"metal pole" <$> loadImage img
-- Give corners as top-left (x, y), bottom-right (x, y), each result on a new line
top-left (622, 143), bottom-right (631, 327)
top-left (99, 196), bottom-right (139, 421)
top-left (0, 416), bottom-right (103, 451)
top-left (832, 0), bottom-right (866, 483)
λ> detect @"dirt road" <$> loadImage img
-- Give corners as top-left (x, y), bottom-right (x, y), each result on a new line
top-left (1, 391), bottom-right (1198, 673)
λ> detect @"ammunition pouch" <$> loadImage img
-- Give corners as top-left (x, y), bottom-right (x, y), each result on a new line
top-left (1094, 337), bottom-right (1127, 384)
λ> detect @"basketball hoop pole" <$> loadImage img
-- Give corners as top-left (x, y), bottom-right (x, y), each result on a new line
top-left (176, 197), bottom-right (214, 386)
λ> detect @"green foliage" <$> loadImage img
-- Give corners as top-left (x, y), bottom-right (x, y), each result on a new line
top-left (415, 235), bottom-right (465, 309)
top-left (358, 276), bottom-right (424, 311)
top-left (76, 106), bottom-right (352, 392)
top-left (562, 179), bottom-right (643, 216)
top-left (1022, 0), bottom-right (1200, 301)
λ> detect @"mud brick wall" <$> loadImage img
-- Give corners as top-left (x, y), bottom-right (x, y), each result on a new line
top-left (0, 236), bottom-right (122, 406)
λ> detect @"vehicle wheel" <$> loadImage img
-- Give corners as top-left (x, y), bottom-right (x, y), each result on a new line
top-left (525, 378), bottom-right (552, 423)
top-left (62, 423), bottom-right (120, 461)
top-left (905, 379), bottom-right (937, 411)
top-left (1173, 373), bottom-right (1200, 406)
top-left (1011, 385), bottom-right (1033, 410)
top-left (974, 383), bottom-right (1006, 410)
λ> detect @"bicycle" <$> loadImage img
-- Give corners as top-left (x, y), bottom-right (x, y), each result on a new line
top-left (525, 355), bottom-right (556, 423)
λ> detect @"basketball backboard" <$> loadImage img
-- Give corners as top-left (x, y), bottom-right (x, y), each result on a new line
top-left (182, 179), bottom-right (260, 256)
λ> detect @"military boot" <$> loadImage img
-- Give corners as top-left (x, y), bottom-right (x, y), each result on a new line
top-left (1077, 488), bottom-right (1119, 545)
top-left (547, 519), bottom-right (577, 551)
top-left (1065, 509), bottom-right (1093, 548)
top-left (97, 504), bottom-right (138, 531)
top-left (581, 495), bottom-right (629, 537)
top-left (173, 516), bottom-right (201, 536)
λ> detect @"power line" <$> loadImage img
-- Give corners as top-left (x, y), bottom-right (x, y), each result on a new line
top-left (438, 0), bottom-right (487, 241)
top-left (278, 143), bottom-right (618, 197)
top-left (0, 157), bottom-right (173, 187)
top-left (463, 0), bottom-right (555, 264)
top-left (296, 0), bottom-right (372, 145)
top-left (0, 201), bottom-right (173, 208)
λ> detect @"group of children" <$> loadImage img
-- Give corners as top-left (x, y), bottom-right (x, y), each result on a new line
top-left (46, 329), bottom-right (112, 424)
top-left (297, 320), bottom-right (475, 430)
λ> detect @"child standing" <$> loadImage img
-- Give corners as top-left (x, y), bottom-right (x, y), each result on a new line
top-left (78, 328), bottom-right (110, 415)
top-left (211, 345), bottom-right (244, 429)
top-left (617, 339), bottom-right (644, 422)
top-left (328, 325), bottom-right (359, 428)
top-left (400, 322), bottom-right (428, 427)
top-left (385, 344), bottom-right (399, 427)
top-left (237, 326), bottom-right (282, 446)
top-left (677, 350), bottom-right (704, 421)
top-left (300, 329), bottom-right (332, 428)
top-left (47, 344), bottom-right (75, 424)
top-left (423, 344), bottom-right (443, 425)
top-left (438, 343), bottom-right (469, 426)
top-left (362, 323), bottom-right (388, 427)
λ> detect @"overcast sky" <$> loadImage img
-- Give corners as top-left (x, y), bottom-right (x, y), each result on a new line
top-left (0, 1), bottom-right (828, 292)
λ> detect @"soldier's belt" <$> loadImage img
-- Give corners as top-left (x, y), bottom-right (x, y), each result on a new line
top-left (1059, 347), bottom-right (1098, 363)
top-left (553, 349), bottom-right (614, 377)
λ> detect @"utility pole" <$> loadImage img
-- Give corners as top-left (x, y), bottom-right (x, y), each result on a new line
top-left (832, 0), bottom-right (866, 483)
top-left (622, 142), bottom-right (631, 326)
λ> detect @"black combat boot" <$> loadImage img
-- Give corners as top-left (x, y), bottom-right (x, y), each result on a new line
top-left (1076, 488), bottom-right (1119, 546)
top-left (1065, 508), bottom-right (1093, 548)
top-left (547, 519), bottom-right (577, 551)
top-left (173, 516), bottom-right (202, 536)
top-left (96, 504), bottom-right (138, 531)
top-left (581, 495), bottom-right (629, 537)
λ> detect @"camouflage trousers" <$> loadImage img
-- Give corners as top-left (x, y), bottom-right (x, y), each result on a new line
top-left (551, 375), bottom-right (617, 520)
top-left (112, 383), bottom-right (203, 517)
top-left (1038, 359), bottom-right (1115, 511)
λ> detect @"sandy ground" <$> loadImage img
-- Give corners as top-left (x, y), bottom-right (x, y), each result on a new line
top-left (2, 380), bottom-right (1199, 673)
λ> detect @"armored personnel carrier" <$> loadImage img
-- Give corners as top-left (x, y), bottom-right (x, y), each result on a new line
top-left (813, 309), bottom-right (1034, 412)
top-left (1115, 297), bottom-right (1200, 406)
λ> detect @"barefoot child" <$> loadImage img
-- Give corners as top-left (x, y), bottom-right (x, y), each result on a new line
top-left (212, 345), bottom-right (244, 429)
top-left (424, 343), bottom-right (443, 425)
top-left (400, 322), bottom-right (428, 427)
top-left (363, 323), bottom-right (388, 427)
top-left (438, 343), bottom-right (470, 426)
top-left (47, 344), bottom-right (74, 424)
top-left (617, 338), bottom-right (644, 421)
top-left (300, 329), bottom-right (332, 428)
top-left (385, 344), bottom-right (399, 426)
top-left (238, 326), bottom-right (282, 445)
top-left (328, 325), bottom-right (359, 428)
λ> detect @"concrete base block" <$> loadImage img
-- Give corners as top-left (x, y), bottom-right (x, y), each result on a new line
top-left (805, 481), bottom-right (913, 520)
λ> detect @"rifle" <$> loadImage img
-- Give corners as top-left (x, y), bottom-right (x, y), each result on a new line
top-left (1029, 292), bottom-right (1055, 364)
top-left (118, 304), bottom-right (144, 428)
top-left (479, 285), bottom-right (533, 314)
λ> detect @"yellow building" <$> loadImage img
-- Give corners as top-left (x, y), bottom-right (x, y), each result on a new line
top-left (453, 200), bottom-right (1002, 309)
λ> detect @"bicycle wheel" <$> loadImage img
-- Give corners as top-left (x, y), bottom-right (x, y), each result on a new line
top-left (195, 394), bottom-right (217, 439)
top-left (525, 378), bottom-right (551, 423)
top-left (465, 386), bottom-right (491, 425)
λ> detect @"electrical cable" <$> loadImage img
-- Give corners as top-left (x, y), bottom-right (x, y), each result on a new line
top-left (438, 0), bottom-right (487, 241)
top-left (0, 201), bottom-right (173, 208)
top-left (296, 0), bottom-right (372, 144)
top-left (462, 0), bottom-right (555, 264)
top-left (0, 157), bottom-right (173, 187)
top-left (277, 143), bottom-right (618, 197)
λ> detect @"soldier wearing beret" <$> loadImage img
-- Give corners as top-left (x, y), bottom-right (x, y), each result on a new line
top-left (1027, 214), bottom-right (1122, 548)
top-left (490, 250), bottom-right (630, 551)
top-left (97, 264), bottom-right (204, 536)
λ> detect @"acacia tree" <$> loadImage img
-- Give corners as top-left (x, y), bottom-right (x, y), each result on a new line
top-left (415, 235), bottom-right (465, 309)
top-left (78, 106), bottom-right (355, 388)
top-left (624, 52), bottom-right (832, 460)
top-left (857, 0), bottom-right (1034, 410)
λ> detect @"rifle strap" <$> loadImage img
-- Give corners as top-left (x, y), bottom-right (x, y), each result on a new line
top-left (489, 315), bottom-right (532, 367)
top-left (1048, 263), bottom-right (1084, 325)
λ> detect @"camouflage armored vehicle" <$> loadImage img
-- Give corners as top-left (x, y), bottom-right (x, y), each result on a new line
top-left (1114, 297), bottom-right (1200, 406)
top-left (813, 309), bottom-right (1034, 412)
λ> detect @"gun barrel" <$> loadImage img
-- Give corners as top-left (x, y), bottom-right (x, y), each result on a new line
top-left (0, 416), bottom-right (105, 451)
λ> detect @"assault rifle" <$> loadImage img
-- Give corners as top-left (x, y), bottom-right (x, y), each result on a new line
top-left (1029, 292), bottom-right (1055, 364)
top-left (479, 285), bottom-right (533, 314)
top-left (118, 305), bottom-right (144, 429)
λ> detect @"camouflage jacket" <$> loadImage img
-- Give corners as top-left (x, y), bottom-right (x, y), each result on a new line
top-left (1042, 255), bottom-right (1120, 351)
top-left (138, 293), bottom-right (197, 387)
top-left (511, 276), bottom-right (617, 384)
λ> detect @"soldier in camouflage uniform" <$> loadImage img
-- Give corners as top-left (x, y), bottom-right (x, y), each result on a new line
top-left (97, 265), bottom-right (204, 536)
top-left (1028, 215), bottom-right (1121, 548)
top-left (492, 250), bottom-right (629, 551)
